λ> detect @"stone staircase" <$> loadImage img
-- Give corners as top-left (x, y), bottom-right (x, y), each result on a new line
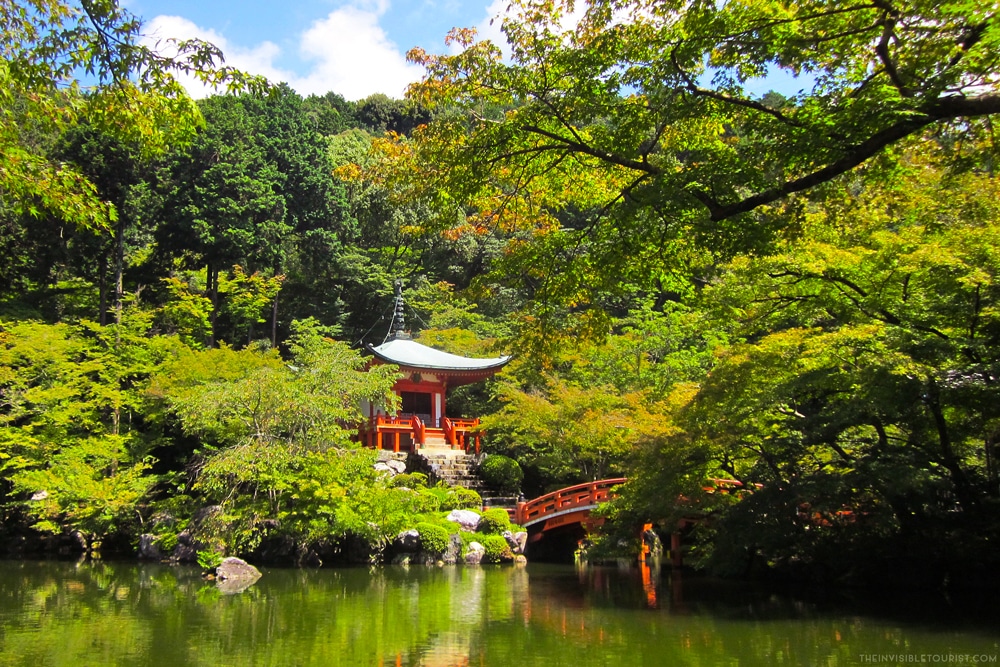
top-left (415, 449), bottom-right (487, 494)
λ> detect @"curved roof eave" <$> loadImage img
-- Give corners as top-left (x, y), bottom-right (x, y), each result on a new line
top-left (367, 338), bottom-right (511, 373)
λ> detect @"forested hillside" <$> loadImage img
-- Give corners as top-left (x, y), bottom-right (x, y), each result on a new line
top-left (2, 0), bottom-right (1000, 586)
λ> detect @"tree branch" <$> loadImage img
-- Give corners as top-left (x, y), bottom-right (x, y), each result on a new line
top-left (520, 124), bottom-right (659, 174)
top-left (875, 10), bottom-right (912, 97)
top-left (706, 93), bottom-right (1000, 221)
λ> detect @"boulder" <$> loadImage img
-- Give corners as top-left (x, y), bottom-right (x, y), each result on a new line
top-left (465, 541), bottom-right (485, 565)
top-left (170, 530), bottom-right (197, 563)
top-left (503, 531), bottom-right (528, 555)
top-left (215, 556), bottom-right (260, 586)
top-left (191, 505), bottom-right (223, 526)
top-left (138, 534), bottom-right (164, 561)
top-left (149, 511), bottom-right (177, 531)
top-left (386, 459), bottom-right (406, 474)
top-left (215, 557), bottom-right (262, 594)
top-left (395, 529), bottom-right (421, 553)
top-left (446, 509), bottom-right (481, 531)
top-left (514, 554), bottom-right (528, 565)
top-left (415, 552), bottom-right (439, 566)
top-left (442, 534), bottom-right (463, 565)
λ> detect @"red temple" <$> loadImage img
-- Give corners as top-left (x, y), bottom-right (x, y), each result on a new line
top-left (359, 282), bottom-right (509, 453)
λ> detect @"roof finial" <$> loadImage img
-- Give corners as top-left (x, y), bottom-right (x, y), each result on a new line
top-left (391, 279), bottom-right (410, 340)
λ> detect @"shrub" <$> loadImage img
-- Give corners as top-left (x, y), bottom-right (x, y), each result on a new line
top-left (390, 472), bottom-right (429, 489)
top-left (441, 487), bottom-right (482, 511)
top-left (153, 532), bottom-right (179, 553)
top-left (197, 549), bottom-right (223, 570)
top-left (416, 522), bottom-right (450, 555)
top-left (480, 534), bottom-right (511, 563)
top-left (478, 455), bottom-right (523, 495)
top-left (411, 488), bottom-right (442, 513)
top-left (478, 507), bottom-right (512, 535)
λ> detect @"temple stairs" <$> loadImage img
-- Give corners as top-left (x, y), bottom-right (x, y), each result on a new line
top-left (416, 448), bottom-right (487, 494)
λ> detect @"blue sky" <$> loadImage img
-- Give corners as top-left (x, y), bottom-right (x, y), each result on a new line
top-left (128, 0), bottom-right (813, 102)
top-left (130, 0), bottom-right (504, 100)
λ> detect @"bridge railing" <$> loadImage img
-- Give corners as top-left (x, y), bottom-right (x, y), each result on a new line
top-left (515, 478), bottom-right (627, 526)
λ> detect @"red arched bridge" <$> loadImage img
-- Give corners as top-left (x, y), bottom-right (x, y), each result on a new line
top-left (513, 478), bottom-right (626, 536)
top-left (510, 477), bottom-right (747, 563)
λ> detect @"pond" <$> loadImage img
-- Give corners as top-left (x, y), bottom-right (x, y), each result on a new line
top-left (0, 559), bottom-right (996, 666)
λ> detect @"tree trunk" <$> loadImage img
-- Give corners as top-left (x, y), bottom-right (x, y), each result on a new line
top-left (114, 216), bottom-right (124, 332)
top-left (926, 381), bottom-right (977, 512)
top-left (208, 263), bottom-right (219, 348)
top-left (986, 433), bottom-right (999, 498)
top-left (98, 251), bottom-right (108, 327)
top-left (271, 291), bottom-right (279, 347)
top-left (112, 219), bottom-right (124, 436)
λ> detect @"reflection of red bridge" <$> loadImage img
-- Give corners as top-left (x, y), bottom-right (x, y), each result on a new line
top-left (513, 478), bottom-right (626, 542)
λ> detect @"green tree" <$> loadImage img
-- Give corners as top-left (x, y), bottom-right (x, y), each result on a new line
top-left (607, 147), bottom-right (1000, 578)
top-left (1, 0), bottom-right (264, 231)
top-left (152, 319), bottom-right (398, 451)
top-left (302, 91), bottom-right (357, 136)
top-left (156, 87), bottom-right (353, 344)
top-left (355, 94), bottom-right (431, 136)
top-left (377, 0), bottom-right (1000, 315)
top-left (482, 374), bottom-right (676, 490)
top-left (0, 312), bottom-right (181, 547)
top-left (146, 319), bottom-right (402, 555)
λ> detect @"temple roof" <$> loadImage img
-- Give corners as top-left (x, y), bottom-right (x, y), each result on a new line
top-left (368, 338), bottom-right (510, 378)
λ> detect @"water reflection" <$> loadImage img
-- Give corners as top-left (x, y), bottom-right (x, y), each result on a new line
top-left (0, 560), bottom-right (996, 667)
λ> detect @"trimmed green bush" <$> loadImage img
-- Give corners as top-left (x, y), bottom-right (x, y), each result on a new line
top-left (391, 472), bottom-right (429, 489)
top-left (478, 454), bottom-right (523, 495)
top-left (416, 522), bottom-right (450, 555)
top-left (441, 487), bottom-right (482, 511)
top-left (480, 534), bottom-right (511, 563)
top-left (478, 507), bottom-right (512, 535)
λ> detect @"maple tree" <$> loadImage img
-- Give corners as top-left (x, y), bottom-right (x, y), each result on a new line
top-left (378, 0), bottom-right (1000, 306)
top-left (1, 0), bottom-right (265, 230)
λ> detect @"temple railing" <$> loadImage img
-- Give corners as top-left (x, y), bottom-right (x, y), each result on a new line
top-left (362, 414), bottom-right (483, 453)
top-left (363, 414), bottom-right (425, 452)
top-left (442, 417), bottom-right (481, 454)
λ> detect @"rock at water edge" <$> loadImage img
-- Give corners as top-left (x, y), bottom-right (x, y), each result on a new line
top-left (503, 530), bottom-right (528, 555)
top-left (395, 529), bottom-right (421, 553)
top-left (138, 534), bottom-right (164, 560)
top-left (216, 557), bottom-right (261, 583)
top-left (465, 541), bottom-right (485, 565)
top-left (442, 534), bottom-right (462, 564)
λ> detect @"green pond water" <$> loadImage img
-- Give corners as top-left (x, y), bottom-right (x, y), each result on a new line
top-left (0, 560), bottom-right (997, 667)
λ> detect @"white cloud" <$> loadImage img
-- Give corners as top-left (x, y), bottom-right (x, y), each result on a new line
top-left (471, 0), bottom-right (510, 53)
top-left (142, 15), bottom-right (294, 99)
top-left (294, 4), bottom-right (424, 99)
top-left (465, 0), bottom-right (587, 59)
top-left (142, 3), bottom-right (425, 101)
